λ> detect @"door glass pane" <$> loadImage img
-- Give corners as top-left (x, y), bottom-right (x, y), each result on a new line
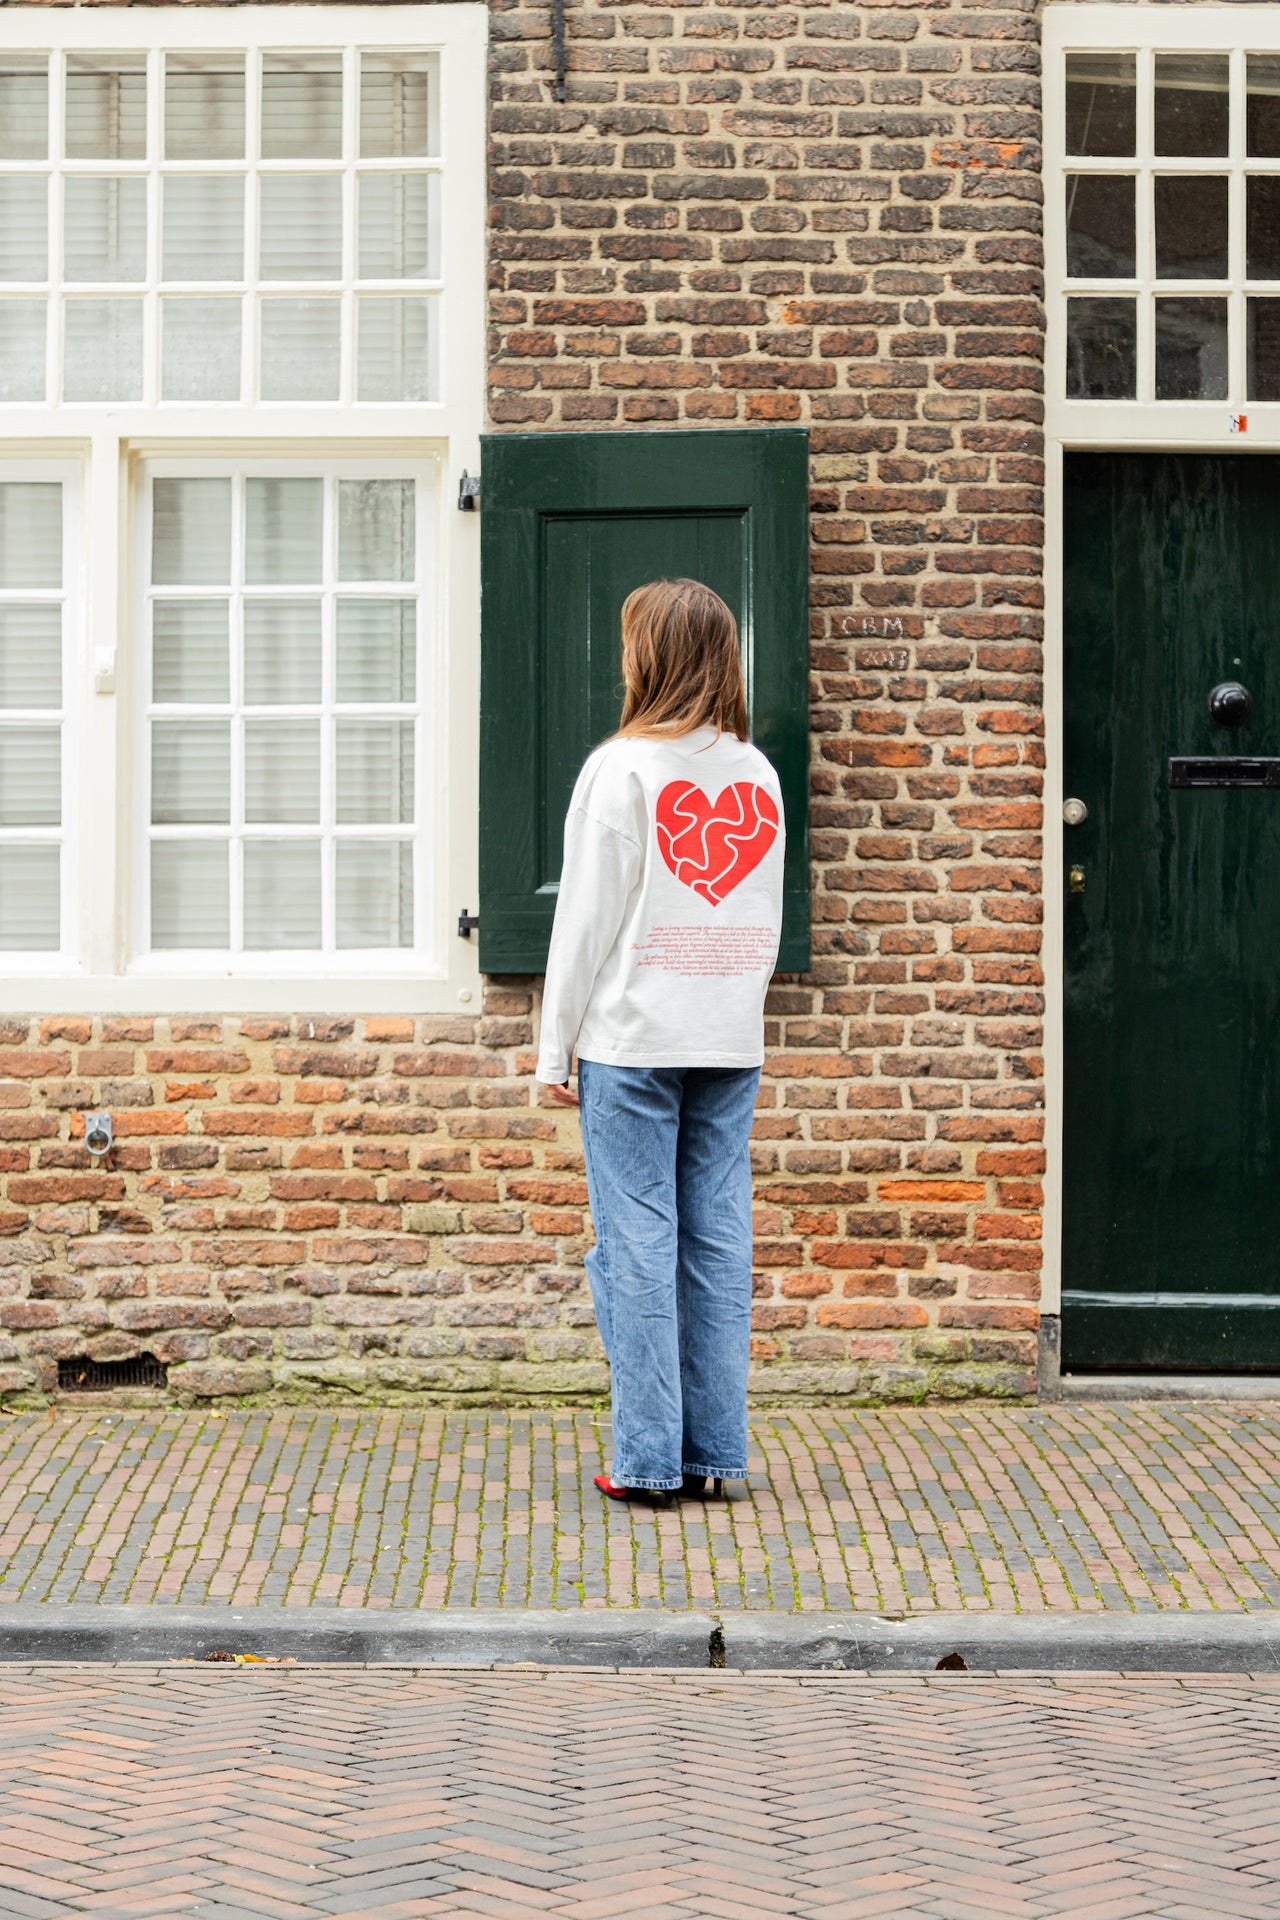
top-left (163, 177), bottom-right (244, 281)
top-left (259, 300), bottom-right (339, 402)
top-left (1066, 52), bottom-right (1135, 158)
top-left (0, 179), bottom-right (48, 281)
top-left (152, 478), bottom-right (231, 586)
top-left (261, 54), bottom-right (342, 160)
top-left (1155, 297), bottom-right (1227, 399)
top-left (1066, 297), bottom-right (1136, 399)
top-left (0, 484), bottom-right (60, 588)
top-left (245, 478), bottom-right (323, 584)
top-left (244, 840), bottom-right (321, 947)
top-left (152, 600), bottom-right (229, 704)
top-left (63, 299), bottom-right (143, 402)
top-left (338, 480), bottom-right (414, 581)
top-left (0, 59), bottom-right (48, 162)
top-left (337, 600), bottom-right (416, 702)
top-left (360, 54), bottom-right (437, 158)
top-left (336, 719), bottom-right (415, 822)
top-left (336, 840), bottom-right (413, 947)
top-left (1065, 175), bottom-right (1135, 279)
top-left (151, 840), bottom-right (228, 948)
top-left (244, 599), bottom-right (322, 702)
top-left (1154, 177), bottom-right (1228, 280)
top-left (65, 56), bottom-right (146, 160)
top-left (1248, 55), bottom-right (1280, 160)
top-left (259, 176), bottom-right (343, 281)
top-left (0, 605), bottom-right (61, 708)
top-left (1154, 54), bottom-right (1229, 159)
top-left (1247, 298), bottom-right (1280, 401)
top-left (245, 717), bottom-right (320, 822)
top-left (0, 843), bottom-right (58, 949)
top-left (0, 725), bottom-right (59, 824)
top-left (161, 298), bottom-right (242, 403)
top-left (0, 302), bottom-right (46, 402)
top-left (165, 53), bottom-right (244, 161)
top-left (357, 296), bottom-right (435, 402)
top-left (357, 174), bottom-right (439, 280)
top-left (65, 177), bottom-right (147, 282)
top-left (1247, 178), bottom-right (1280, 282)
top-left (151, 718), bottom-right (230, 823)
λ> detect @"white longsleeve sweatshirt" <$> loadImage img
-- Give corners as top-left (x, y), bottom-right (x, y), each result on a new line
top-left (535, 727), bottom-right (786, 1083)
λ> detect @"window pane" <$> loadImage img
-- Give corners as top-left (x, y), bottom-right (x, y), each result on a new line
top-left (0, 843), bottom-right (58, 949)
top-left (165, 54), bottom-right (244, 161)
top-left (336, 719), bottom-right (415, 823)
top-left (244, 840), bottom-right (321, 948)
top-left (1066, 52), bottom-right (1134, 158)
top-left (0, 606), bottom-right (61, 708)
top-left (1247, 178), bottom-right (1280, 282)
top-left (357, 174), bottom-right (439, 280)
top-left (357, 296), bottom-right (435, 402)
top-left (259, 176), bottom-right (343, 282)
top-left (1155, 298), bottom-right (1227, 400)
top-left (1248, 55), bottom-right (1280, 160)
top-left (163, 177), bottom-right (244, 281)
top-left (1066, 297), bottom-right (1136, 399)
top-left (338, 480), bottom-right (414, 582)
top-left (336, 840), bottom-right (413, 948)
top-left (0, 485), bottom-right (60, 589)
top-left (152, 478), bottom-right (231, 586)
top-left (65, 56), bottom-right (146, 161)
top-left (151, 840), bottom-right (228, 948)
top-left (245, 718), bottom-right (320, 823)
top-left (0, 179), bottom-right (48, 281)
top-left (259, 299), bottom-right (339, 402)
top-left (0, 725), bottom-right (59, 825)
top-left (244, 599), bottom-right (322, 702)
top-left (0, 59), bottom-right (48, 162)
top-left (162, 298), bottom-right (242, 403)
top-left (151, 718), bottom-right (230, 823)
top-left (261, 54), bottom-right (342, 160)
top-left (337, 600), bottom-right (416, 702)
top-left (1154, 54), bottom-right (1229, 159)
top-left (1154, 177), bottom-right (1228, 280)
top-left (0, 302), bottom-right (45, 402)
top-left (245, 478), bottom-right (323, 584)
top-left (63, 298), bottom-right (143, 402)
top-left (1065, 175), bottom-right (1135, 279)
top-left (65, 177), bottom-right (147, 283)
top-left (152, 600), bottom-right (229, 704)
top-left (1248, 298), bottom-right (1280, 401)
top-left (360, 54), bottom-right (437, 159)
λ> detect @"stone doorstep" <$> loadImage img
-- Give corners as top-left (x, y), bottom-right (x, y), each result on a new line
top-left (2, 1606), bottom-right (1280, 1673)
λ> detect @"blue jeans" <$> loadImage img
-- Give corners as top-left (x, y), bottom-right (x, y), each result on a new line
top-left (577, 1060), bottom-right (760, 1491)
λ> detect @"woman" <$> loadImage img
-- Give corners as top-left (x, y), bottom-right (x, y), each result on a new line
top-left (536, 577), bottom-right (785, 1504)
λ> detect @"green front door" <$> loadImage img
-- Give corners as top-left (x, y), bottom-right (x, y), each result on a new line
top-left (1064, 453), bottom-right (1280, 1370)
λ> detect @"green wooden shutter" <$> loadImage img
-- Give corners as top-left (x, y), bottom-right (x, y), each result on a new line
top-left (478, 427), bottom-right (809, 975)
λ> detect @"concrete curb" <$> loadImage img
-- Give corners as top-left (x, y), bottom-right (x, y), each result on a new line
top-left (3, 1606), bottom-right (1280, 1671)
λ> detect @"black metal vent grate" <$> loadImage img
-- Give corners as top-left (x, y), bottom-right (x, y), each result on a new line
top-left (57, 1354), bottom-right (168, 1393)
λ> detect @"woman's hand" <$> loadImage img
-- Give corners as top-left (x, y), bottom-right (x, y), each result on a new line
top-left (546, 1081), bottom-right (580, 1107)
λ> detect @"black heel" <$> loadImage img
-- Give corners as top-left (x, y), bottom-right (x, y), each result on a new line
top-left (712, 1477), bottom-right (723, 1498)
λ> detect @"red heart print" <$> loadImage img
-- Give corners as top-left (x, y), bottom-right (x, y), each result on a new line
top-left (655, 780), bottom-right (780, 905)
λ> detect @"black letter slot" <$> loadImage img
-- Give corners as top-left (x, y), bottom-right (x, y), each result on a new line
top-left (1169, 757), bottom-right (1280, 788)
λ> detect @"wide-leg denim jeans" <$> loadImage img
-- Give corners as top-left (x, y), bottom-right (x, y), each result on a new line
top-left (577, 1059), bottom-right (760, 1492)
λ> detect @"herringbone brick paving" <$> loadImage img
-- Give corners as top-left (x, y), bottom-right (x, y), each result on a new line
top-left (2, 1403), bottom-right (1280, 1612)
top-left (0, 1666), bottom-right (1277, 1917)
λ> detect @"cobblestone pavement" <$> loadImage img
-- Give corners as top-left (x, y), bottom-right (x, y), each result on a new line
top-left (3, 1403), bottom-right (1280, 1613)
top-left (0, 1666), bottom-right (1277, 1918)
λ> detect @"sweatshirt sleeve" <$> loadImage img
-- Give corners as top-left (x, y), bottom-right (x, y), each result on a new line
top-left (536, 801), bottom-right (642, 1084)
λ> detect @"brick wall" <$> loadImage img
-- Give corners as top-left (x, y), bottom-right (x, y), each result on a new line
top-left (0, 0), bottom-right (1045, 1408)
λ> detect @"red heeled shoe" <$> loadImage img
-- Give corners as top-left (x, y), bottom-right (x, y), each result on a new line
top-left (594, 1474), bottom-right (673, 1508)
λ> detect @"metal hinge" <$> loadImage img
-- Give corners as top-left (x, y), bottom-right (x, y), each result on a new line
top-left (457, 470), bottom-right (480, 512)
top-left (457, 908), bottom-right (480, 938)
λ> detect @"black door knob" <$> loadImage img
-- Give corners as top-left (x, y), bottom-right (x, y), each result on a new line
top-left (1209, 681), bottom-right (1253, 728)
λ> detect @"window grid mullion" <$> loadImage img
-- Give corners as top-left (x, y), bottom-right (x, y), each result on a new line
top-left (322, 475), bottom-right (337, 952)
top-left (230, 468), bottom-right (246, 952)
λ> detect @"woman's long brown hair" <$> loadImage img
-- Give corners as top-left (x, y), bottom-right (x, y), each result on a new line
top-left (615, 577), bottom-right (750, 742)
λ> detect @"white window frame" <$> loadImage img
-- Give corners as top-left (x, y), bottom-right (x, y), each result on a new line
top-left (0, 6), bottom-right (485, 1015)
top-left (1043, 5), bottom-right (1280, 1321)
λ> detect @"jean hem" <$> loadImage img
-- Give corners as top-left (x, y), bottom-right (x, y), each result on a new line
top-left (682, 1463), bottom-right (747, 1480)
top-left (611, 1472), bottom-right (683, 1492)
